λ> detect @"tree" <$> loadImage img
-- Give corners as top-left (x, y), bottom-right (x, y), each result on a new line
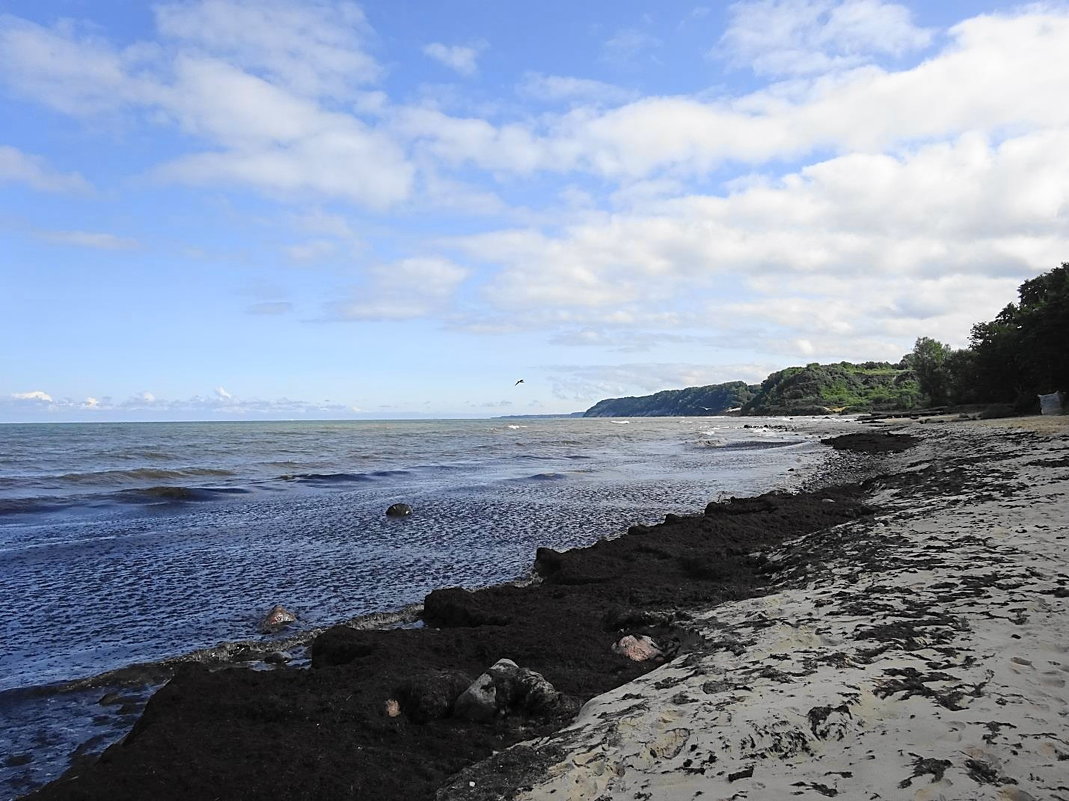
top-left (967, 263), bottom-right (1069, 407)
top-left (910, 337), bottom-right (952, 407)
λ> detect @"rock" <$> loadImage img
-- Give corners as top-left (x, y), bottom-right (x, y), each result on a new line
top-left (386, 503), bottom-right (413, 517)
top-left (453, 659), bottom-right (561, 721)
top-left (612, 634), bottom-right (662, 662)
top-left (533, 546), bottom-right (565, 575)
top-left (263, 651), bottom-right (291, 665)
top-left (453, 672), bottom-right (498, 722)
top-left (259, 604), bottom-right (297, 634)
top-left (394, 670), bottom-right (473, 723)
top-left (384, 699), bottom-right (401, 718)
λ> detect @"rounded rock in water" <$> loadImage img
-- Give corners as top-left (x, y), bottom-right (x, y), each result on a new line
top-left (259, 604), bottom-right (296, 634)
top-left (386, 503), bottom-right (413, 518)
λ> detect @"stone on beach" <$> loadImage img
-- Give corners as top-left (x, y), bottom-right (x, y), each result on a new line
top-left (258, 604), bottom-right (296, 634)
top-left (611, 634), bottom-right (662, 662)
top-left (453, 659), bottom-right (562, 721)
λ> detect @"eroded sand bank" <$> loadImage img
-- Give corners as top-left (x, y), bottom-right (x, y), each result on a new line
top-left (448, 417), bottom-right (1069, 801)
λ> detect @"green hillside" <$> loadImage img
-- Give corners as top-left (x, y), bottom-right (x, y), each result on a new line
top-left (583, 381), bottom-right (758, 417)
top-left (741, 361), bottom-right (921, 415)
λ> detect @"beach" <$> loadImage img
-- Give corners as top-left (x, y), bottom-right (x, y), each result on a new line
top-left (473, 416), bottom-right (1069, 801)
top-left (16, 415), bottom-right (1069, 800)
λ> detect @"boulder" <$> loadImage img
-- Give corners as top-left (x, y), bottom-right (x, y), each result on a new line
top-left (386, 503), bottom-right (413, 517)
top-left (612, 634), bottom-right (662, 662)
top-left (259, 604), bottom-right (296, 634)
top-left (453, 659), bottom-right (561, 721)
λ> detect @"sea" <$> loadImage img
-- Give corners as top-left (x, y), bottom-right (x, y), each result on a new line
top-left (0, 416), bottom-right (842, 798)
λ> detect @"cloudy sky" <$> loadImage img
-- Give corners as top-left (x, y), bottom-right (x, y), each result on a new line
top-left (2, 0), bottom-right (1066, 421)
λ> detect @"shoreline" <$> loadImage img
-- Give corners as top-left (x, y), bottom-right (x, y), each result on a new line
top-left (17, 416), bottom-right (1066, 799)
top-left (16, 419), bottom-right (874, 800)
top-left (488, 415), bottom-right (1069, 800)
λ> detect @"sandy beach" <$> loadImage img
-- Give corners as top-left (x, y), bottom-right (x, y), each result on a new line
top-left (20, 416), bottom-right (1068, 800)
top-left (447, 416), bottom-right (1069, 801)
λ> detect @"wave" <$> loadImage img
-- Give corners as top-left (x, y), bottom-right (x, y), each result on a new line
top-left (117, 486), bottom-right (252, 504)
top-left (0, 497), bottom-right (65, 516)
top-left (54, 467), bottom-right (236, 485)
top-left (280, 469), bottom-right (412, 486)
top-left (692, 438), bottom-right (802, 451)
top-left (507, 472), bottom-right (571, 482)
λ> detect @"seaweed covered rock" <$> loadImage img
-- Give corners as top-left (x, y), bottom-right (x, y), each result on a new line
top-left (422, 587), bottom-right (513, 627)
top-left (453, 659), bottom-right (562, 721)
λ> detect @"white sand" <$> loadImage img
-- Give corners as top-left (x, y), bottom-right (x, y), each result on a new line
top-left (501, 417), bottom-right (1069, 801)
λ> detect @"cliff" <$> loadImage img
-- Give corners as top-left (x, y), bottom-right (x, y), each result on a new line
top-left (583, 381), bottom-right (758, 417)
top-left (741, 361), bottom-right (920, 415)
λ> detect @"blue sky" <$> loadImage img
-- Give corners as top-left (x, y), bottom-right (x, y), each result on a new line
top-left (2, 0), bottom-right (1067, 421)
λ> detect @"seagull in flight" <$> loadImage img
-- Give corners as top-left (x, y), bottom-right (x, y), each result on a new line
top-left (514, 379), bottom-right (525, 385)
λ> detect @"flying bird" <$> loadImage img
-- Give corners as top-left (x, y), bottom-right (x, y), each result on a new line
top-left (514, 379), bottom-right (524, 385)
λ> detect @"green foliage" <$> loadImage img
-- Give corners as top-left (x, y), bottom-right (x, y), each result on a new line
top-left (910, 336), bottom-right (953, 406)
top-left (583, 381), bottom-right (759, 417)
top-left (741, 362), bottom-right (921, 415)
top-left (967, 264), bottom-right (1069, 408)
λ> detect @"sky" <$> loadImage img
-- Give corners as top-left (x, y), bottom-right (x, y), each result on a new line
top-left (2, 0), bottom-right (1067, 422)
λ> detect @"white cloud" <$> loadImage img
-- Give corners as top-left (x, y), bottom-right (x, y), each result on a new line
top-left (449, 126), bottom-right (1065, 358)
top-left (0, 146), bottom-right (91, 193)
top-left (422, 42), bottom-right (483, 76)
top-left (0, 12), bottom-right (414, 210)
top-left (155, 56), bottom-right (414, 207)
top-left (12, 390), bottom-right (53, 402)
top-left (0, 390), bottom-right (366, 420)
top-left (154, 0), bottom-right (380, 98)
top-left (601, 28), bottom-right (662, 64)
top-left (549, 362), bottom-right (773, 402)
top-left (335, 257), bottom-right (469, 320)
top-left (0, 15), bottom-right (163, 115)
top-left (286, 239), bottom-right (337, 262)
top-left (41, 230), bottom-right (140, 249)
top-left (397, 11), bottom-right (1069, 180)
top-left (517, 73), bottom-right (635, 106)
top-left (720, 0), bottom-right (934, 76)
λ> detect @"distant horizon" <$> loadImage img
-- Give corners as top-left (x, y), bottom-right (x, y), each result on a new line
top-left (4, 1), bottom-right (1065, 424)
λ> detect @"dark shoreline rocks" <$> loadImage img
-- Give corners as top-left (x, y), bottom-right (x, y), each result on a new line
top-left (23, 450), bottom-right (886, 801)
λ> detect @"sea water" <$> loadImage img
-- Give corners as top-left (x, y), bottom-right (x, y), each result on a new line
top-left (0, 416), bottom-right (832, 796)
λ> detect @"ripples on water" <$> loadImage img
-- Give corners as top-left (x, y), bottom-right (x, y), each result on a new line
top-left (0, 416), bottom-right (827, 795)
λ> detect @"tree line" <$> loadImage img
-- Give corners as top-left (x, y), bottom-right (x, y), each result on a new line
top-left (907, 263), bottom-right (1068, 411)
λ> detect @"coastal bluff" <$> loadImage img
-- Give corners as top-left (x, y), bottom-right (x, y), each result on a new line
top-left (584, 361), bottom-right (921, 417)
